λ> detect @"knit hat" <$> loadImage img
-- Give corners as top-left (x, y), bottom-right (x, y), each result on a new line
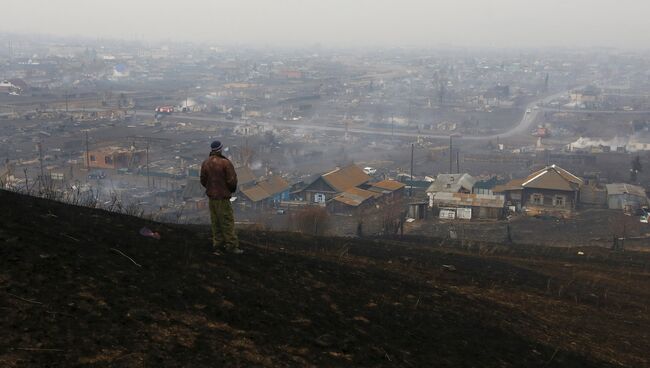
top-left (210, 140), bottom-right (223, 151)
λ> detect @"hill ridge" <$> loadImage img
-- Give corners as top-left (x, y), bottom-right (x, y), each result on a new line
top-left (1, 189), bottom-right (647, 367)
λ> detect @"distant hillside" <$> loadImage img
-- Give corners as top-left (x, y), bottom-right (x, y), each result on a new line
top-left (0, 189), bottom-right (648, 367)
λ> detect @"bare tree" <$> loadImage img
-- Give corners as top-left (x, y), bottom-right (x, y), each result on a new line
top-left (294, 206), bottom-right (330, 236)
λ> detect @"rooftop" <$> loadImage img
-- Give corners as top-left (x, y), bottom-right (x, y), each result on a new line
top-left (370, 179), bottom-right (406, 191)
top-left (426, 173), bottom-right (476, 194)
top-left (521, 165), bottom-right (583, 191)
top-left (322, 164), bottom-right (370, 192)
top-left (605, 183), bottom-right (647, 198)
top-left (332, 187), bottom-right (377, 207)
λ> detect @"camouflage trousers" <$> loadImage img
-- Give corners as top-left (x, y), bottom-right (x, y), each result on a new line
top-left (209, 199), bottom-right (239, 250)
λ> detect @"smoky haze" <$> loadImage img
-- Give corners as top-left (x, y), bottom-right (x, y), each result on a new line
top-left (4, 0), bottom-right (650, 48)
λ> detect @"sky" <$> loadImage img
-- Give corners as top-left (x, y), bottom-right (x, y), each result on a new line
top-left (4, 0), bottom-right (650, 49)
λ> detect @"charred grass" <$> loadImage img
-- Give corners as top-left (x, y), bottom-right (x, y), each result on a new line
top-left (0, 190), bottom-right (647, 367)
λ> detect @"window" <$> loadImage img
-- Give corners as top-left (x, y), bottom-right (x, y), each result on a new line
top-left (90, 155), bottom-right (96, 162)
top-left (104, 156), bottom-right (113, 165)
top-left (531, 194), bottom-right (543, 205)
top-left (554, 196), bottom-right (565, 207)
top-left (314, 193), bottom-right (326, 203)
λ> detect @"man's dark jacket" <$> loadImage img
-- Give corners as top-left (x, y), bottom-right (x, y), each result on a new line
top-left (200, 151), bottom-right (238, 199)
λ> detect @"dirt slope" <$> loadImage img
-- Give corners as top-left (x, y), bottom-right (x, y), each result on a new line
top-left (1, 190), bottom-right (647, 367)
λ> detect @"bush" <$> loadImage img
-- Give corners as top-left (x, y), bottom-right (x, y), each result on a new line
top-left (293, 206), bottom-right (330, 236)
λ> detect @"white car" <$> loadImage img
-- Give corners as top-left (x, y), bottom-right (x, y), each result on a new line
top-left (363, 167), bottom-right (377, 175)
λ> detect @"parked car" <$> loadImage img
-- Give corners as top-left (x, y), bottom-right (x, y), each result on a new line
top-left (363, 167), bottom-right (377, 175)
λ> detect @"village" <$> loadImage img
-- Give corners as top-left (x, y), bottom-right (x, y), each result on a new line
top-left (6, 3), bottom-right (650, 367)
top-left (1, 38), bottom-right (650, 247)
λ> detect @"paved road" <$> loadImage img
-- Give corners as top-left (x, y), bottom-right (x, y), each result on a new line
top-left (134, 89), bottom-right (570, 142)
top-left (0, 89), bottom-right (570, 142)
top-left (538, 107), bottom-right (650, 114)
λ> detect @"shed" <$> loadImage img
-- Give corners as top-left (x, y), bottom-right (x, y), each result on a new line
top-left (605, 183), bottom-right (648, 211)
top-left (430, 192), bottom-right (505, 220)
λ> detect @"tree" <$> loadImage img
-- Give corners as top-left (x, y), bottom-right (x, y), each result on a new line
top-left (294, 206), bottom-right (329, 235)
top-left (381, 196), bottom-right (406, 236)
top-left (294, 206), bottom-right (330, 236)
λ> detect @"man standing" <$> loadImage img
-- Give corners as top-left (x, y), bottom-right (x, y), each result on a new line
top-left (200, 140), bottom-right (243, 254)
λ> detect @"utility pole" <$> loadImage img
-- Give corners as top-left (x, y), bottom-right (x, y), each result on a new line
top-left (449, 135), bottom-right (453, 174)
top-left (146, 140), bottom-right (150, 188)
top-left (410, 143), bottom-right (414, 197)
top-left (38, 142), bottom-right (44, 191)
top-left (456, 151), bottom-right (460, 174)
top-left (85, 131), bottom-right (90, 171)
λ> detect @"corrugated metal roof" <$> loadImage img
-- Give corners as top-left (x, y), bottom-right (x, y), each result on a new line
top-left (322, 165), bottom-right (370, 192)
top-left (332, 187), bottom-right (376, 207)
top-left (493, 178), bottom-right (525, 193)
top-left (241, 185), bottom-right (270, 202)
top-left (432, 192), bottom-right (505, 208)
top-left (240, 175), bottom-right (290, 202)
top-left (371, 180), bottom-right (405, 191)
top-left (522, 164), bottom-right (582, 190)
top-left (495, 165), bottom-right (583, 193)
top-left (257, 176), bottom-right (290, 196)
top-left (606, 183), bottom-right (647, 197)
top-left (426, 173), bottom-right (476, 193)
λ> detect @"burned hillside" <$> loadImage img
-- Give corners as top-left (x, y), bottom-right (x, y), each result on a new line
top-left (1, 189), bottom-right (649, 367)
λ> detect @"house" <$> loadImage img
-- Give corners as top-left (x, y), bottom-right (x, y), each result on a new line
top-left (85, 147), bottom-right (145, 170)
top-left (327, 187), bottom-right (379, 215)
top-left (430, 192), bottom-right (505, 220)
top-left (495, 165), bottom-right (583, 215)
top-left (238, 176), bottom-right (290, 211)
top-left (605, 183), bottom-right (648, 212)
top-left (299, 164), bottom-right (370, 204)
top-left (0, 80), bottom-right (20, 94)
top-left (426, 174), bottom-right (476, 204)
top-left (368, 180), bottom-right (406, 201)
top-left (472, 176), bottom-right (504, 196)
top-left (257, 176), bottom-right (291, 203)
top-left (8, 79), bottom-right (28, 92)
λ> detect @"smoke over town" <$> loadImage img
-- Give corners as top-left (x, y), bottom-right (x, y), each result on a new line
top-left (2, 2), bottom-right (650, 367)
